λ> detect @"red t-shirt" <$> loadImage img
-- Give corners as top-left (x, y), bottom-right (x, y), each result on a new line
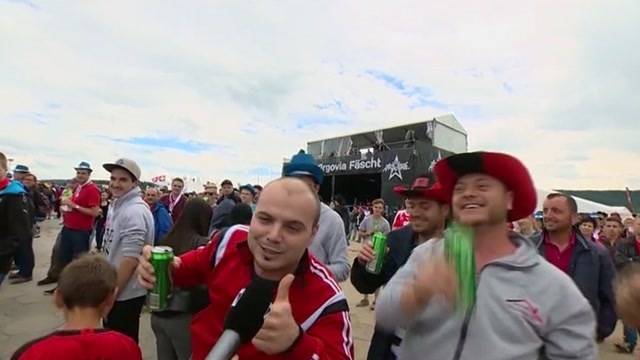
top-left (64, 181), bottom-right (101, 231)
top-left (543, 232), bottom-right (576, 274)
top-left (11, 328), bottom-right (141, 360)
top-left (635, 238), bottom-right (640, 257)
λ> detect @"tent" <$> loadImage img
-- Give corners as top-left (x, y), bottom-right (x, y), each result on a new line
top-left (536, 189), bottom-right (633, 218)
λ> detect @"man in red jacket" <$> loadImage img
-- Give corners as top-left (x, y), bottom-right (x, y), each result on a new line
top-left (138, 177), bottom-right (354, 360)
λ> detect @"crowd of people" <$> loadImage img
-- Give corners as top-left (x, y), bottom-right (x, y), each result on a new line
top-left (1, 149), bottom-right (640, 360)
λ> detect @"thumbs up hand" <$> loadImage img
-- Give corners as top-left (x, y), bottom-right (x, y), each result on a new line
top-left (252, 274), bottom-right (302, 355)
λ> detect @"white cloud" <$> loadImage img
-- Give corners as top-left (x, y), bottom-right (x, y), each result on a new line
top-left (0, 0), bottom-right (638, 190)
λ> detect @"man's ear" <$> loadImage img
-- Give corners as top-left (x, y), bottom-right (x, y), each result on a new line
top-left (53, 288), bottom-right (65, 310)
top-left (309, 223), bottom-right (320, 246)
top-left (506, 191), bottom-right (514, 211)
top-left (441, 204), bottom-right (451, 219)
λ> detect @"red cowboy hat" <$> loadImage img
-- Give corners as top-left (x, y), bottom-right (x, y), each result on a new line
top-left (434, 151), bottom-right (536, 221)
top-left (393, 174), bottom-right (450, 204)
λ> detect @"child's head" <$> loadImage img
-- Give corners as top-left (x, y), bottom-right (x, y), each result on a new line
top-left (54, 255), bottom-right (118, 316)
top-left (616, 264), bottom-right (640, 327)
top-left (0, 152), bottom-right (7, 179)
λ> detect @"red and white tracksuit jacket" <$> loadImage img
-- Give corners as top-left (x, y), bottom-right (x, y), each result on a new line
top-left (172, 225), bottom-right (354, 360)
top-left (392, 210), bottom-right (410, 230)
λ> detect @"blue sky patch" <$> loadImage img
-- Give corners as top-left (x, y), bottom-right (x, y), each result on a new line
top-left (111, 136), bottom-right (219, 153)
top-left (294, 115), bottom-right (347, 129)
top-left (4, 0), bottom-right (39, 9)
top-left (365, 70), bottom-right (406, 91)
top-left (366, 69), bottom-right (447, 110)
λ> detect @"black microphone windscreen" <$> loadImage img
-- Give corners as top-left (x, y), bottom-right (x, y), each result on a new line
top-left (224, 276), bottom-right (278, 343)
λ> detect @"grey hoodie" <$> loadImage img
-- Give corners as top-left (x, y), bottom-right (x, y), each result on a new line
top-left (376, 232), bottom-right (597, 360)
top-left (103, 187), bottom-right (154, 301)
top-left (308, 202), bottom-right (350, 282)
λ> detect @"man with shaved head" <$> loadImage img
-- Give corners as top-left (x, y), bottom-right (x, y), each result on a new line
top-left (137, 177), bottom-right (353, 360)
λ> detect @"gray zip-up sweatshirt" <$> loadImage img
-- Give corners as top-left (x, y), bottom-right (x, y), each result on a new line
top-left (376, 232), bottom-right (597, 360)
top-left (308, 202), bottom-right (350, 282)
top-left (103, 187), bottom-right (154, 301)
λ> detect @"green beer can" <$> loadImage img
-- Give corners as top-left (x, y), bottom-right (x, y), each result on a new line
top-left (148, 246), bottom-right (174, 311)
top-left (365, 232), bottom-right (387, 274)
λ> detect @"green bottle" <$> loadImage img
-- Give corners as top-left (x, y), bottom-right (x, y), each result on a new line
top-left (444, 223), bottom-right (476, 312)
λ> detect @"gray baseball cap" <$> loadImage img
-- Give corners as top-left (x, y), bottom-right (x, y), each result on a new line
top-left (103, 158), bottom-right (141, 180)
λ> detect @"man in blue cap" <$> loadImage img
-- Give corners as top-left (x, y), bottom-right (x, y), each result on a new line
top-left (0, 153), bottom-right (32, 287)
top-left (6, 164), bottom-right (35, 284)
top-left (12, 164), bottom-right (30, 183)
top-left (283, 150), bottom-right (350, 282)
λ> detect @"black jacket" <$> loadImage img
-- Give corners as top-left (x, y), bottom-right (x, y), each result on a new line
top-left (532, 229), bottom-right (617, 340)
top-left (0, 187), bottom-right (32, 264)
top-left (614, 235), bottom-right (640, 271)
top-left (335, 206), bottom-right (350, 237)
top-left (350, 225), bottom-right (417, 360)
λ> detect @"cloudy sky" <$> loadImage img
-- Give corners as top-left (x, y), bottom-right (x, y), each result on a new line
top-left (1, 0), bottom-right (638, 190)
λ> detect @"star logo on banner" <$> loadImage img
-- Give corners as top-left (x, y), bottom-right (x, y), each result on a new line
top-left (383, 155), bottom-right (410, 180)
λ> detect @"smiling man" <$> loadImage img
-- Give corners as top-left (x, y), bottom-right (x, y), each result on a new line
top-left (161, 177), bottom-right (186, 223)
top-left (532, 193), bottom-right (616, 342)
top-left (102, 158), bottom-right (154, 343)
top-left (376, 151), bottom-right (597, 360)
top-left (137, 177), bottom-right (353, 360)
top-left (351, 174), bottom-right (449, 360)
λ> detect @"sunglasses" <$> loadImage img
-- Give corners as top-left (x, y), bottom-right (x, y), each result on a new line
top-left (205, 192), bottom-right (216, 196)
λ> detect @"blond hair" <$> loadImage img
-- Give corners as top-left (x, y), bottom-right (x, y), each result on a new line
top-left (0, 152), bottom-right (7, 171)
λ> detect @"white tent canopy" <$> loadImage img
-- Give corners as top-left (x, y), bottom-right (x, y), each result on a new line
top-left (535, 189), bottom-right (633, 218)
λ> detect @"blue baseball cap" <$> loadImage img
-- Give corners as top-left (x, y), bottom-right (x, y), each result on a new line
top-left (283, 150), bottom-right (324, 185)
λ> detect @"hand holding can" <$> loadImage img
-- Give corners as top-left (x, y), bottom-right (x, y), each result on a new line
top-left (147, 246), bottom-right (175, 311)
top-left (365, 232), bottom-right (387, 274)
top-left (137, 245), bottom-right (181, 290)
top-left (357, 241), bottom-right (376, 264)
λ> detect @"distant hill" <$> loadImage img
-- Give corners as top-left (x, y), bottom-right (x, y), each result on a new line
top-left (557, 190), bottom-right (639, 212)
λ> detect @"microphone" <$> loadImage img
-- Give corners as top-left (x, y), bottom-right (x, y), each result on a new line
top-left (205, 276), bottom-right (277, 360)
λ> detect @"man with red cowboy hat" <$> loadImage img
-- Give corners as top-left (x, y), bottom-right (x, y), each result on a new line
top-left (351, 173), bottom-right (450, 360)
top-left (376, 151), bottom-right (596, 360)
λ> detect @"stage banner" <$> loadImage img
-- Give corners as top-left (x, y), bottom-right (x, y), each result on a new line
top-left (316, 149), bottom-right (415, 177)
